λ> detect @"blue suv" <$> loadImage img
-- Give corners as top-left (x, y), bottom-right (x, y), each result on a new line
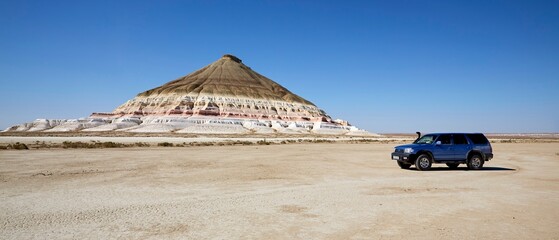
top-left (391, 133), bottom-right (493, 171)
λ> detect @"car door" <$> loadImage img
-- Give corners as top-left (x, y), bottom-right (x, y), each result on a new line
top-left (432, 134), bottom-right (453, 160)
top-left (451, 134), bottom-right (470, 160)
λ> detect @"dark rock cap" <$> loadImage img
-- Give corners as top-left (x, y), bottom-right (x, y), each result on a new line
top-left (221, 54), bottom-right (242, 63)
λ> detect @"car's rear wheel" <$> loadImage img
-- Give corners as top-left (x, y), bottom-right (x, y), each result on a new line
top-left (415, 154), bottom-right (432, 171)
top-left (446, 163), bottom-right (460, 169)
top-left (397, 161), bottom-right (411, 169)
top-left (467, 154), bottom-right (484, 170)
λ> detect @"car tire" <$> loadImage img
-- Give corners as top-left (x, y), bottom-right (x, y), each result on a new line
top-left (397, 161), bottom-right (411, 169)
top-left (415, 154), bottom-right (432, 171)
top-left (467, 154), bottom-right (484, 170)
top-left (446, 163), bottom-right (460, 169)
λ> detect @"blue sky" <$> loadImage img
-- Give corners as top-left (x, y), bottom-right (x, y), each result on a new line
top-left (1, 0), bottom-right (558, 133)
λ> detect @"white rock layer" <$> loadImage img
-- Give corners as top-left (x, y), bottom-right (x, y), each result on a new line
top-left (4, 55), bottom-right (374, 136)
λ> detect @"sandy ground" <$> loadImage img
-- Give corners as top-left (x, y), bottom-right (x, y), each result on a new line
top-left (1, 143), bottom-right (558, 239)
top-left (0, 136), bottom-right (401, 145)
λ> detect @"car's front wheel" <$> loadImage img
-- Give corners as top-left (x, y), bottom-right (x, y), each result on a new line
top-left (397, 161), bottom-right (411, 169)
top-left (415, 154), bottom-right (432, 171)
top-left (467, 154), bottom-right (484, 170)
top-left (446, 163), bottom-right (460, 169)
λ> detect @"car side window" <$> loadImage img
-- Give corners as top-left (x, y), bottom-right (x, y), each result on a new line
top-left (437, 134), bottom-right (451, 145)
top-left (466, 134), bottom-right (489, 144)
top-left (453, 134), bottom-right (468, 145)
top-left (415, 135), bottom-right (436, 144)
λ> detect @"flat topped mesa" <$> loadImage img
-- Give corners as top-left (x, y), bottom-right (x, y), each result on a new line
top-left (113, 54), bottom-right (327, 121)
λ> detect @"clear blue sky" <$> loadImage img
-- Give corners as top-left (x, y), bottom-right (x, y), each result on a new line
top-left (1, 0), bottom-right (558, 133)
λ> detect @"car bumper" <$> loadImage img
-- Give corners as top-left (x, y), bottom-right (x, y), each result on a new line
top-left (485, 153), bottom-right (493, 161)
top-left (391, 152), bottom-right (416, 164)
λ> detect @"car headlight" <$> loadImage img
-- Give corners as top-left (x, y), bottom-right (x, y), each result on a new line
top-left (404, 148), bottom-right (414, 153)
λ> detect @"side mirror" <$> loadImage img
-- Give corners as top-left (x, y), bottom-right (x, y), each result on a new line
top-left (435, 141), bottom-right (442, 145)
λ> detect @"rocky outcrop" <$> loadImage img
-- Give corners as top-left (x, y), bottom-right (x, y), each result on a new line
top-left (110, 55), bottom-right (329, 122)
top-left (4, 55), bottom-right (373, 135)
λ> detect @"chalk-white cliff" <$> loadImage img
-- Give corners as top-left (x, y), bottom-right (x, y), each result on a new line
top-left (4, 55), bottom-right (372, 135)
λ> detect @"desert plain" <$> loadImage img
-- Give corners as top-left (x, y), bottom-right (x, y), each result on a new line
top-left (1, 139), bottom-right (558, 239)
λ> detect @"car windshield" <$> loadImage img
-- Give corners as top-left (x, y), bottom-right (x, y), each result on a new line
top-left (414, 135), bottom-right (437, 144)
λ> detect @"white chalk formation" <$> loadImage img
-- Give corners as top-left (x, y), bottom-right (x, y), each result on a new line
top-left (4, 55), bottom-right (374, 136)
top-left (4, 116), bottom-right (374, 136)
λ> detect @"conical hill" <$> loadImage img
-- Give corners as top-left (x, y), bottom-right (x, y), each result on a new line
top-left (113, 54), bottom-right (328, 121)
top-left (139, 54), bottom-right (312, 105)
top-left (4, 54), bottom-right (373, 135)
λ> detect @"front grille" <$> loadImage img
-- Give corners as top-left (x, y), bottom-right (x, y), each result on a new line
top-left (396, 149), bottom-right (404, 153)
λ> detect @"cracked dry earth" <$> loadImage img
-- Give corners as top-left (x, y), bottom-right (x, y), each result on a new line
top-left (1, 143), bottom-right (558, 239)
